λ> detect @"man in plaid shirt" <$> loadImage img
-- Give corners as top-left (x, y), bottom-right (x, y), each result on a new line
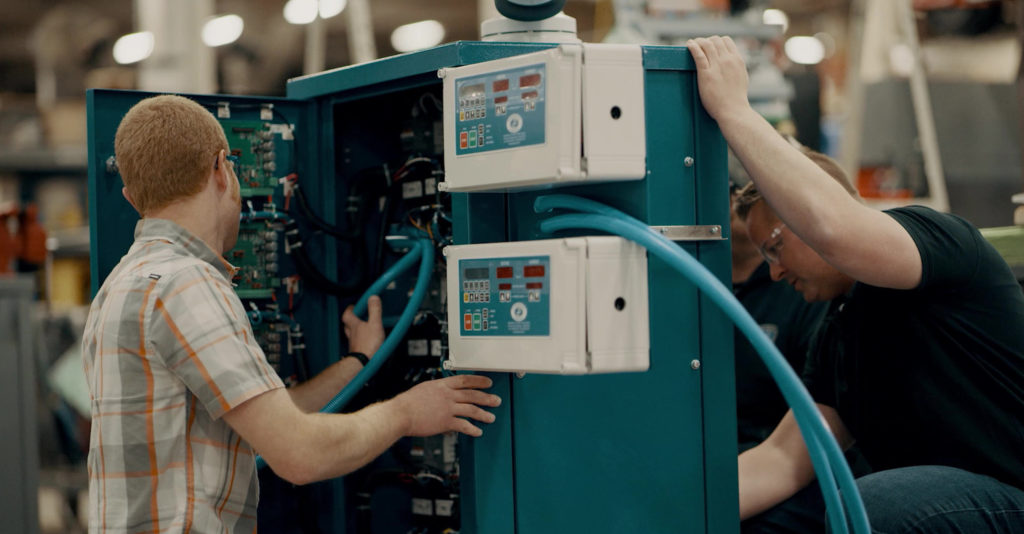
top-left (83, 95), bottom-right (500, 533)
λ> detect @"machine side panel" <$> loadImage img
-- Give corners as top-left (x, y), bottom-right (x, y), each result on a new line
top-left (453, 190), bottom-right (517, 534)
top-left (500, 67), bottom-right (710, 533)
top-left (691, 75), bottom-right (740, 534)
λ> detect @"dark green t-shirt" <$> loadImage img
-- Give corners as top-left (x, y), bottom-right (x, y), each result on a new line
top-left (735, 262), bottom-right (828, 450)
top-left (803, 206), bottom-right (1024, 489)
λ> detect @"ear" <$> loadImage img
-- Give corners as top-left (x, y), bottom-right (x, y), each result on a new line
top-left (122, 187), bottom-right (142, 215)
top-left (213, 149), bottom-right (229, 193)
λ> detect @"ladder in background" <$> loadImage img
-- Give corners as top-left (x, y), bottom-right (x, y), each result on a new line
top-left (842, 0), bottom-right (950, 212)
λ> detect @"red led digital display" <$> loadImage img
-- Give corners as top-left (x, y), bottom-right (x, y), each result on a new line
top-left (498, 283), bottom-right (512, 290)
top-left (493, 95), bottom-right (508, 104)
top-left (524, 265), bottom-right (545, 278)
top-left (521, 90), bottom-right (539, 101)
top-left (519, 73), bottom-right (541, 87)
top-left (496, 266), bottom-right (514, 279)
top-left (493, 79), bottom-right (510, 92)
top-left (526, 282), bottom-right (543, 289)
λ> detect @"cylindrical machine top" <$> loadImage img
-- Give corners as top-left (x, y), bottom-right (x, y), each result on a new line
top-left (494, 0), bottom-right (567, 21)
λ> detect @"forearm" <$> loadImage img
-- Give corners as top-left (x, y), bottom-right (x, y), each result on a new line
top-left (287, 357), bottom-right (364, 413)
top-left (738, 440), bottom-right (815, 519)
top-left (229, 375), bottom-right (499, 485)
top-left (737, 406), bottom-right (853, 520)
top-left (291, 399), bottom-right (410, 483)
top-left (717, 107), bottom-right (860, 250)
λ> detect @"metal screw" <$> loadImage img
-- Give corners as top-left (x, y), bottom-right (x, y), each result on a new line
top-left (690, 359), bottom-right (701, 370)
top-left (711, 226), bottom-right (720, 234)
top-left (684, 156), bottom-right (695, 167)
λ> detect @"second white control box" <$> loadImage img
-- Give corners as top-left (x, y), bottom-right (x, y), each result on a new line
top-left (444, 236), bottom-right (649, 375)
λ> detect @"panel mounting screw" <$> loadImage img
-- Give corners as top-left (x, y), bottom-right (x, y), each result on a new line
top-left (690, 359), bottom-right (701, 370)
top-left (684, 157), bottom-right (695, 167)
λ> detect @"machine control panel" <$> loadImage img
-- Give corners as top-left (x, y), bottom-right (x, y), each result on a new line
top-left (440, 44), bottom-right (646, 192)
top-left (445, 237), bottom-right (649, 375)
top-left (458, 256), bottom-right (551, 336)
top-left (454, 64), bottom-right (546, 155)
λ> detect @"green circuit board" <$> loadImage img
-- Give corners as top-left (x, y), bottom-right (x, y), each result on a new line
top-left (253, 318), bottom-right (289, 368)
top-left (229, 220), bottom-right (281, 299)
top-left (223, 120), bottom-right (279, 197)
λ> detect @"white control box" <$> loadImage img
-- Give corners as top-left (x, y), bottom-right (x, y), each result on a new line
top-left (438, 43), bottom-right (646, 192)
top-left (444, 237), bottom-right (649, 375)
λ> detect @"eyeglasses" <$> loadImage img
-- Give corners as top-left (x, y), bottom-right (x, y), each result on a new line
top-left (214, 154), bottom-right (240, 170)
top-left (758, 224), bottom-right (786, 264)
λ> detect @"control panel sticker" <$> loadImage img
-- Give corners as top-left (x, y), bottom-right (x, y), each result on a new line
top-left (454, 63), bottom-right (546, 156)
top-left (458, 256), bottom-right (550, 336)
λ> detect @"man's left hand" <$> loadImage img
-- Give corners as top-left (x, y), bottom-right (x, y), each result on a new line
top-left (343, 295), bottom-right (385, 357)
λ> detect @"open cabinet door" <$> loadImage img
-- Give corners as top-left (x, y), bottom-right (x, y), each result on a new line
top-left (86, 89), bottom-right (352, 533)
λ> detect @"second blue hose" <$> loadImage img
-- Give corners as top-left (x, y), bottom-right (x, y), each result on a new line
top-left (534, 196), bottom-right (869, 534)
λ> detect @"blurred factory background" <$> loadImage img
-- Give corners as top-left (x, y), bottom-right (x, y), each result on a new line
top-left (0, 1), bottom-right (1021, 532)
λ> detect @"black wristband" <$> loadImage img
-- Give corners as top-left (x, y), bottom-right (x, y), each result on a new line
top-left (344, 351), bottom-right (369, 366)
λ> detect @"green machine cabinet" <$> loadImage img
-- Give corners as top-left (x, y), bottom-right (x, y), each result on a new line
top-left (89, 40), bottom-right (738, 533)
top-left (442, 46), bottom-right (738, 534)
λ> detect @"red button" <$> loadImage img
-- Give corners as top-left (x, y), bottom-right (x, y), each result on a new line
top-left (460, 132), bottom-right (468, 149)
top-left (464, 313), bottom-right (473, 331)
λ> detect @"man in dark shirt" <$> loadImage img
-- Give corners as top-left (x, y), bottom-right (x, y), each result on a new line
top-left (730, 174), bottom-right (828, 452)
top-left (691, 36), bottom-right (1024, 532)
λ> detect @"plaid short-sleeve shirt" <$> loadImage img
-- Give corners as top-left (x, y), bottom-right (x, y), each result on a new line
top-left (83, 218), bottom-right (284, 533)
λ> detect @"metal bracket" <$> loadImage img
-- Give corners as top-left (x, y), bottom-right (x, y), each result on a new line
top-left (260, 103), bottom-right (274, 121)
top-left (649, 225), bottom-right (725, 241)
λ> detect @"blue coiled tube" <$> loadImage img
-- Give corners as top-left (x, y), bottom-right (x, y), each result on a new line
top-left (256, 238), bottom-right (434, 470)
top-left (320, 239), bottom-right (434, 414)
top-left (534, 195), bottom-right (869, 534)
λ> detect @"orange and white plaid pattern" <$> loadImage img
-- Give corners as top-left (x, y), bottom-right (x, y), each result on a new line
top-left (82, 218), bottom-right (283, 533)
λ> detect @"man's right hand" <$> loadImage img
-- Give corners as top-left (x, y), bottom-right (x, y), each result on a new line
top-left (687, 36), bottom-right (752, 124)
top-left (394, 374), bottom-right (501, 437)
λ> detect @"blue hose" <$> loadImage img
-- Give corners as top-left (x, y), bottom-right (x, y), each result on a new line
top-left (257, 238), bottom-right (434, 470)
top-left (534, 197), bottom-right (870, 534)
top-left (321, 239), bottom-right (434, 414)
top-left (352, 238), bottom-right (424, 316)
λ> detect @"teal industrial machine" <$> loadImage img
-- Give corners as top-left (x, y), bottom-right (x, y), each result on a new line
top-left (87, 6), bottom-right (740, 533)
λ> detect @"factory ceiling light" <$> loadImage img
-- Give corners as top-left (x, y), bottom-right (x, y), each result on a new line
top-left (284, 0), bottom-right (319, 25)
top-left (202, 14), bottom-right (244, 47)
top-left (762, 9), bottom-right (789, 33)
top-left (391, 20), bottom-right (446, 53)
top-left (784, 35), bottom-right (825, 65)
top-left (113, 31), bottom-right (155, 65)
top-left (320, 0), bottom-right (347, 19)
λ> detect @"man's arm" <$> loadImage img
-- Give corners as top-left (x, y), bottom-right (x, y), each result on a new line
top-left (287, 296), bottom-right (385, 412)
top-left (739, 405), bottom-right (853, 519)
top-left (224, 374), bottom-right (500, 485)
top-left (688, 36), bottom-right (922, 290)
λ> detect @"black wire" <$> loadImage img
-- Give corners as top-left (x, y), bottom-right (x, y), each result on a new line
top-left (286, 221), bottom-right (366, 296)
top-left (293, 244), bottom-right (365, 296)
top-left (294, 185), bottom-right (360, 240)
top-left (374, 193), bottom-right (392, 278)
